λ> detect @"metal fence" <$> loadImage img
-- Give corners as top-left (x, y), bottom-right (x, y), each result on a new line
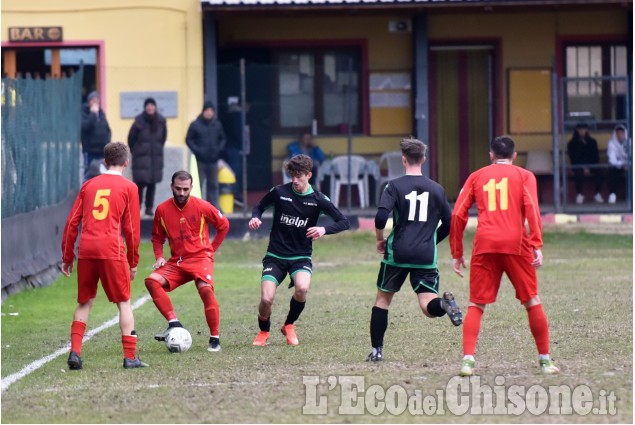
top-left (559, 75), bottom-right (632, 212)
top-left (1, 70), bottom-right (83, 218)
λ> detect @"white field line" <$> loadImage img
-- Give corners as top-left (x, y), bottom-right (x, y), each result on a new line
top-left (1, 294), bottom-right (151, 392)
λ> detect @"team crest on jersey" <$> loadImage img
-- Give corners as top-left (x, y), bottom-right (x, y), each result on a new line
top-left (180, 217), bottom-right (185, 224)
top-left (280, 213), bottom-right (308, 228)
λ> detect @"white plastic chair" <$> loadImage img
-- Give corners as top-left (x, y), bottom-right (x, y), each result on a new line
top-left (376, 151), bottom-right (404, 204)
top-left (330, 155), bottom-right (367, 208)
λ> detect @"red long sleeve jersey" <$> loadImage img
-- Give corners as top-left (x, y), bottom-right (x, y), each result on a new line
top-left (61, 172), bottom-right (141, 267)
top-left (152, 196), bottom-right (230, 261)
top-left (450, 163), bottom-right (542, 259)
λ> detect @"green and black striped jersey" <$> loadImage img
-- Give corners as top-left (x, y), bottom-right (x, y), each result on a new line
top-left (377, 175), bottom-right (451, 268)
top-left (252, 183), bottom-right (350, 259)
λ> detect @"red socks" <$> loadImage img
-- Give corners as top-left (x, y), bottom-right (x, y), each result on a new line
top-left (122, 335), bottom-right (137, 360)
top-left (145, 278), bottom-right (176, 321)
top-left (527, 304), bottom-right (550, 355)
top-left (462, 304), bottom-right (551, 357)
top-left (462, 306), bottom-right (484, 356)
top-left (198, 285), bottom-right (219, 336)
top-left (70, 321), bottom-right (87, 355)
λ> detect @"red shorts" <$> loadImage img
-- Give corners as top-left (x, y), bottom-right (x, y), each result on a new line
top-left (469, 252), bottom-right (538, 304)
top-left (154, 256), bottom-right (215, 291)
top-left (77, 259), bottom-right (130, 304)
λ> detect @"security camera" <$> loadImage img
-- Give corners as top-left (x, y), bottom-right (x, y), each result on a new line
top-left (389, 20), bottom-right (411, 33)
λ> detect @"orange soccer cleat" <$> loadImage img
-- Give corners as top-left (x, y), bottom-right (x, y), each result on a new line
top-left (280, 324), bottom-right (299, 346)
top-left (252, 331), bottom-right (270, 346)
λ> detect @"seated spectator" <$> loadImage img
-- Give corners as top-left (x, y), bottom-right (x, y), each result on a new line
top-left (287, 132), bottom-right (326, 187)
top-left (607, 124), bottom-right (630, 204)
top-left (567, 122), bottom-right (603, 204)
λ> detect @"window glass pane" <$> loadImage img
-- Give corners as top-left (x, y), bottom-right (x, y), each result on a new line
top-left (566, 47), bottom-right (578, 95)
top-left (322, 51), bottom-right (359, 127)
top-left (279, 53), bottom-right (314, 128)
top-left (612, 46), bottom-right (628, 96)
top-left (565, 43), bottom-right (629, 124)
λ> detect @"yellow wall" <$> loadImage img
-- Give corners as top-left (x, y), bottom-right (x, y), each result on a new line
top-left (2, 3), bottom-right (627, 169)
top-left (218, 15), bottom-right (413, 70)
top-left (427, 9), bottom-right (629, 152)
top-left (218, 14), bottom-right (416, 163)
top-left (2, 0), bottom-right (204, 152)
top-left (219, 9), bottom-right (627, 156)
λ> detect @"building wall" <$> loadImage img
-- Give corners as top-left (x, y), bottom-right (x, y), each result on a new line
top-left (216, 8), bottom-right (629, 168)
top-left (2, 0), bottom-right (204, 156)
top-left (428, 8), bottom-right (630, 153)
top-left (217, 14), bottom-right (415, 166)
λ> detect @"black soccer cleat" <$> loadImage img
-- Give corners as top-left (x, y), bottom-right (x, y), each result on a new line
top-left (154, 320), bottom-right (184, 342)
top-left (366, 346), bottom-right (384, 362)
top-left (67, 351), bottom-right (83, 370)
top-left (123, 357), bottom-right (149, 369)
top-left (208, 337), bottom-right (221, 352)
top-left (442, 292), bottom-right (463, 326)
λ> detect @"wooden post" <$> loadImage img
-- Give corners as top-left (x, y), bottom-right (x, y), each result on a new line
top-left (3, 50), bottom-right (16, 78)
top-left (51, 49), bottom-right (61, 78)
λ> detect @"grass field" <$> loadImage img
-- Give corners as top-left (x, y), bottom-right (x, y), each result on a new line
top-left (1, 226), bottom-right (632, 423)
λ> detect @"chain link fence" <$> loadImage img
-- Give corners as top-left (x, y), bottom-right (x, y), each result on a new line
top-left (1, 71), bottom-right (83, 300)
top-left (1, 70), bottom-right (83, 218)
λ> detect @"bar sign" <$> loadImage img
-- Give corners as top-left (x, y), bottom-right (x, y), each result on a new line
top-left (9, 27), bottom-right (63, 42)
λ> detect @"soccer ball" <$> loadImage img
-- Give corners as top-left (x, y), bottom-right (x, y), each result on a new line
top-left (165, 327), bottom-right (192, 353)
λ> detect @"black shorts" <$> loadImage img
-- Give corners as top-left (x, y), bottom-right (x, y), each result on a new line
top-left (376, 262), bottom-right (439, 294)
top-left (261, 256), bottom-right (312, 287)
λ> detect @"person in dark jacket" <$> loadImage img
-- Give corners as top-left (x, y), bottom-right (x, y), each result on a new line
top-left (127, 97), bottom-right (167, 216)
top-left (81, 91), bottom-right (111, 181)
top-left (567, 122), bottom-right (603, 204)
top-left (186, 101), bottom-right (226, 207)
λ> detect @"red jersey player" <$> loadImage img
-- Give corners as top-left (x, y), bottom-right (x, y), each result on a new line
top-left (145, 170), bottom-right (229, 352)
top-left (450, 135), bottom-right (559, 376)
top-left (61, 142), bottom-right (147, 369)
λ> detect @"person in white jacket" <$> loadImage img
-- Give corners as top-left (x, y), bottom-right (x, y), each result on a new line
top-left (606, 124), bottom-right (630, 204)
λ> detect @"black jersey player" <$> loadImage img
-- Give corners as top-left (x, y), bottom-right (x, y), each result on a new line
top-left (249, 154), bottom-right (350, 346)
top-left (368, 137), bottom-right (462, 362)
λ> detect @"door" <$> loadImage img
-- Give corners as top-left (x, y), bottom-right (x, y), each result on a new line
top-left (218, 49), bottom-right (274, 191)
top-left (429, 47), bottom-right (493, 200)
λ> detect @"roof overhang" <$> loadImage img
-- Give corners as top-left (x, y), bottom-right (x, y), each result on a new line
top-left (201, 0), bottom-right (631, 12)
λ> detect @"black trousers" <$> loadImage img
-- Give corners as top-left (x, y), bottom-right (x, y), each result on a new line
top-left (572, 168), bottom-right (602, 195)
top-left (608, 166), bottom-right (626, 195)
top-left (136, 183), bottom-right (156, 211)
top-left (197, 160), bottom-right (219, 207)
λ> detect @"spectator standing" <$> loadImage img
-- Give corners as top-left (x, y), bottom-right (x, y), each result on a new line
top-left (80, 91), bottom-right (111, 181)
top-left (567, 122), bottom-right (603, 204)
top-left (607, 124), bottom-right (630, 204)
top-left (186, 101), bottom-right (227, 207)
top-left (127, 97), bottom-right (167, 216)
